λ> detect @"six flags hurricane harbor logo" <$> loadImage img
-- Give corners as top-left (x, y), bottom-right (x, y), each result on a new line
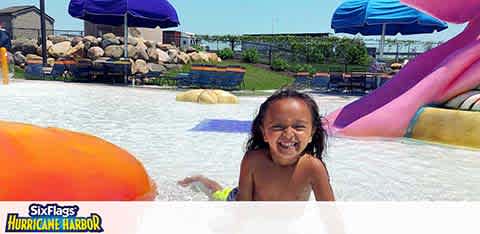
top-left (5, 203), bottom-right (104, 232)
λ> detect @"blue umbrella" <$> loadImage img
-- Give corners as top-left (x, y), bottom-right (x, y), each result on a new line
top-left (68, 0), bottom-right (179, 28)
top-left (331, 0), bottom-right (447, 59)
top-left (68, 0), bottom-right (180, 85)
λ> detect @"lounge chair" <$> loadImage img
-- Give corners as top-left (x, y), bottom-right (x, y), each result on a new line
top-left (328, 72), bottom-right (348, 92)
top-left (349, 73), bottom-right (367, 93)
top-left (69, 60), bottom-right (92, 82)
top-left (103, 60), bottom-right (131, 83)
top-left (24, 60), bottom-right (44, 79)
top-left (311, 72), bottom-right (330, 91)
top-left (293, 72), bottom-right (311, 89)
top-left (223, 65), bottom-right (245, 90)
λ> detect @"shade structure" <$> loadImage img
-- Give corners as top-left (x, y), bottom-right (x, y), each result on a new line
top-left (331, 0), bottom-right (447, 59)
top-left (68, 0), bottom-right (180, 85)
top-left (68, 0), bottom-right (180, 28)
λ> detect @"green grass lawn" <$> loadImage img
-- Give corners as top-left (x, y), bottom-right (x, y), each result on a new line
top-left (165, 60), bottom-right (294, 90)
top-left (220, 60), bottom-right (293, 90)
top-left (14, 66), bottom-right (25, 79)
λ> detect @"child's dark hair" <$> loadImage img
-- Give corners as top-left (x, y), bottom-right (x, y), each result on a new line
top-left (246, 88), bottom-right (327, 161)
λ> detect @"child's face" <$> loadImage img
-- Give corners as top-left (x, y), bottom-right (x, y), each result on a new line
top-left (261, 98), bottom-right (314, 166)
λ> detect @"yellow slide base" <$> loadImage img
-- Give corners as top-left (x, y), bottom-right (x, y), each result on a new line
top-left (410, 107), bottom-right (480, 149)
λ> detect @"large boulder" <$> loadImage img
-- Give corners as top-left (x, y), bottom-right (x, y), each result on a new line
top-left (83, 35), bottom-right (99, 45)
top-left (36, 40), bottom-right (53, 55)
top-left (128, 28), bottom-right (142, 38)
top-left (157, 43), bottom-right (175, 51)
top-left (14, 51), bottom-right (26, 66)
top-left (47, 58), bottom-right (55, 66)
top-left (104, 45), bottom-right (124, 58)
top-left (157, 49), bottom-right (170, 63)
top-left (48, 35), bottom-right (69, 44)
top-left (66, 41), bottom-right (85, 57)
top-left (168, 49), bottom-right (179, 63)
top-left (12, 39), bottom-right (38, 55)
top-left (189, 52), bottom-right (209, 63)
top-left (207, 53), bottom-right (220, 63)
top-left (138, 52), bottom-right (149, 62)
top-left (135, 40), bottom-right (149, 61)
top-left (176, 52), bottom-right (190, 64)
top-left (134, 59), bottom-right (149, 74)
top-left (144, 40), bottom-right (156, 48)
top-left (127, 45), bottom-right (138, 59)
top-left (101, 38), bottom-right (121, 48)
top-left (119, 36), bottom-right (139, 46)
top-left (147, 48), bottom-right (158, 62)
top-left (87, 47), bottom-right (105, 60)
top-left (186, 46), bottom-right (197, 54)
top-left (83, 36), bottom-right (100, 50)
top-left (26, 54), bottom-right (42, 61)
top-left (48, 41), bottom-right (72, 58)
top-left (148, 63), bottom-right (167, 73)
top-left (163, 64), bottom-right (182, 70)
top-left (102, 33), bottom-right (116, 41)
top-left (83, 41), bottom-right (92, 51)
top-left (71, 36), bottom-right (83, 47)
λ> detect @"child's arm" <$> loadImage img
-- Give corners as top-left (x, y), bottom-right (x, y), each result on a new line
top-left (311, 158), bottom-right (335, 201)
top-left (236, 152), bottom-right (255, 201)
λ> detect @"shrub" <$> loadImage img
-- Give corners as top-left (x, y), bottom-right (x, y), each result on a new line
top-left (271, 58), bottom-right (289, 71)
top-left (218, 48), bottom-right (234, 60)
top-left (242, 48), bottom-right (259, 63)
top-left (288, 63), bottom-right (315, 74)
top-left (192, 44), bottom-right (204, 52)
top-left (288, 63), bottom-right (303, 73)
top-left (301, 64), bottom-right (316, 74)
top-left (335, 39), bottom-right (370, 66)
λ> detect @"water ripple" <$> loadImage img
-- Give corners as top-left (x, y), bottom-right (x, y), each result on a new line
top-left (0, 80), bottom-right (478, 201)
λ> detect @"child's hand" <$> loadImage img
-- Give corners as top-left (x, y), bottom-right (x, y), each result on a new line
top-left (177, 176), bottom-right (196, 187)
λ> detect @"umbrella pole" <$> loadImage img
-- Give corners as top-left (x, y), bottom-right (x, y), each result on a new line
top-left (123, 14), bottom-right (133, 86)
top-left (379, 23), bottom-right (386, 61)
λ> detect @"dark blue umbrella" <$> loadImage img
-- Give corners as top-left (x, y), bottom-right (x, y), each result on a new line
top-left (68, 0), bottom-right (180, 28)
top-left (331, 0), bottom-right (447, 58)
top-left (68, 0), bottom-right (180, 85)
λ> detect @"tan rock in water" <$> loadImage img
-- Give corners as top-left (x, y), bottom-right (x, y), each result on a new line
top-left (198, 90), bottom-right (218, 104)
top-left (176, 89), bottom-right (239, 104)
top-left (176, 89), bottom-right (205, 102)
top-left (213, 89), bottom-right (239, 104)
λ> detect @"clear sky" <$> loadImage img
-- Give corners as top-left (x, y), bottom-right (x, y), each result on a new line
top-left (0, 0), bottom-right (467, 42)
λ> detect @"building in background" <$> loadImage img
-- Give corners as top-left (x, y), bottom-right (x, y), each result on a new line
top-left (135, 27), bottom-right (163, 44)
top-left (85, 21), bottom-right (163, 43)
top-left (84, 22), bottom-right (124, 37)
top-left (163, 30), bottom-right (198, 50)
top-left (0, 5), bottom-right (55, 40)
top-left (84, 23), bottom-right (197, 50)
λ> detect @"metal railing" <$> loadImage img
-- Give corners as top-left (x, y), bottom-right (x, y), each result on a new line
top-left (201, 37), bottom-right (444, 65)
top-left (10, 28), bottom-right (84, 40)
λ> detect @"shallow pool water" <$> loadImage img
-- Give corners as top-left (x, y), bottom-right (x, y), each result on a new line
top-left (1, 80), bottom-right (479, 201)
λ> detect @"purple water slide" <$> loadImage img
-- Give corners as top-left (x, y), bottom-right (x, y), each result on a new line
top-left (325, 0), bottom-right (480, 137)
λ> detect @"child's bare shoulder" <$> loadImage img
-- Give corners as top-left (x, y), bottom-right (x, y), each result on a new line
top-left (243, 149), bottom-right (267, 160)
top-left (299, 154), bottom-right (329, 174)
top-left (242, 149), bottom-right (269, 166)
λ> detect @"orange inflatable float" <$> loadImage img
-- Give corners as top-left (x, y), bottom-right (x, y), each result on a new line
top-left (0, 121), bottom-right (157, 201)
